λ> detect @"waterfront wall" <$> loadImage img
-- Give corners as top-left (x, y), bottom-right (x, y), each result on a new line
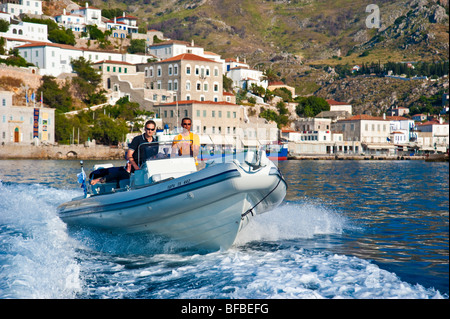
top-left (0, 144), bottom-right (125, 160)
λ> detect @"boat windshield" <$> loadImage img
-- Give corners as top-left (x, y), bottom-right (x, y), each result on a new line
top-left (135, 140), bottom-right (197, 163)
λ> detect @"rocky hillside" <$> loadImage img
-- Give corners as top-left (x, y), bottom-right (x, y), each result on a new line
top-left (314, 75), bottom-right (448, 116)
top-left (42, 0), bottom-right (449, 116)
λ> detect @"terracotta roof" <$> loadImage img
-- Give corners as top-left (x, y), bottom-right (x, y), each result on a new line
top-left (93, 60), bottom-right (133, 65)
top-left (159, 100), bottom-right (236, 106)
top-left (386, 116), bottom-right (409, 121)
top-left (417, 120), bottom-right (448, 126)
top-left (159, 53), bottom-right (219, 64)
top-left (342, 115), bottom-right (388, 121)
top-left (326, 99), bottom-right (351, 105)
top-left (17, 42), bottom-right (82, 51)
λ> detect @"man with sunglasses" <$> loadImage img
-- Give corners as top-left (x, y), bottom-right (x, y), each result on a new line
top-left (172, 117), bottom-right (200, 165)
top-left (127, 120), bottom-right (159, 172)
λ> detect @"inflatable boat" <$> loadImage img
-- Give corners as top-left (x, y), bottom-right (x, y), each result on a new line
top-left (58, 141), bottom-right (287, 250)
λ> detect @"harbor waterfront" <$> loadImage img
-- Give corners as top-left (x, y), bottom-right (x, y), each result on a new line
top-left (0, 159), bottom-right (448, 299)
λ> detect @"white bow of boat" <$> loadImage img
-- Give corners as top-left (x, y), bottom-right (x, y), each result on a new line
top-left (58, 141), bottom-right (287, 250)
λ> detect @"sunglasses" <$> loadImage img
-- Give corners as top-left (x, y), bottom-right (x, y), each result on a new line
top-left (182, 123), bottom-right (192, 126)
top-left (145, 127), bottom-right (156, 131)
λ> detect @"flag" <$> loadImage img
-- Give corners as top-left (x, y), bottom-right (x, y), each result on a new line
top-left (31, 92), bottom-right (35, 102)
top-left (77, 166), bottom-right (87, 196)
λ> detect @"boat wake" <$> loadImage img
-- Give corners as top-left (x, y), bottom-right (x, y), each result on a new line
top-left (0, 183), bottom-right (445, 299)
top-left (234, 200), bottom-right (349, 246)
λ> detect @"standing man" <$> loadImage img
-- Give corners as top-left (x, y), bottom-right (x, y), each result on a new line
top-left (172, 117), bottom-right (200, 165)
top-left (127, 120), bottom-right (158, 172)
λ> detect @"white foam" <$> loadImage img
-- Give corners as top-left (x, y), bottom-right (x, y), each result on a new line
top-left (0, 183), bottom-right (83, 298)
top-left (234, 201), bottom-right (348, 245)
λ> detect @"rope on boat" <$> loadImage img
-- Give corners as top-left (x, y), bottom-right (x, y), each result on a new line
top-left (241, 168), bottom-right (285, 220)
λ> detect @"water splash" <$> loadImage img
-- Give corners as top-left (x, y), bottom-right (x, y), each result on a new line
top-left (234, 200), bottom-right (350, 246)
top-left (0, 183), bottom-right (82, 298)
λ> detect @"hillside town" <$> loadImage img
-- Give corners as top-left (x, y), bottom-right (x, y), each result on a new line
top-left (0, 0), bottom-right (448, 159)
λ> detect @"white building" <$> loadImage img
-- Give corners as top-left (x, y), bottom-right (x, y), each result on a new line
top-left (387, 116), bottom-right (415, 145)
top-left (0, 90), bottom-right (55, 145)
top-left (54, 9), bottom-right (87, 32)
top-left (68, 2), bottom-right (104, 29)
top-left (227, 65), bottom-right (267, 91)
top-left (149, 40), bottom-right (204, 60)
top-left (0, 20), bottom-right (49, 43)
top-left (333, 114), bottom-right (394, 155)
top-left (326, 99), bottom-right (352, 115)
top-left (16, 42), bottom-right (149, 76)
top-left (0, 0), bottom-right (43, 16)
top-left (415, 118), bottom-right (449, 152)
top-left (106, 13), bottom-right (138, 37)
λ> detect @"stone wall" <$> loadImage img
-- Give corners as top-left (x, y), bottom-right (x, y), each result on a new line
top-left (0, 144), bottom-right (125, 160)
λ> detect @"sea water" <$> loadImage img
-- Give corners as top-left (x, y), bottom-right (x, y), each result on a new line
top-left (0, 159), bottom-right (447, 299)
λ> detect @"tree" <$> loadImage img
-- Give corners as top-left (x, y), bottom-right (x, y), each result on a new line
top-left (89, 114), bottom-right (129, 145)
top-left (262, 68), bottom-right (279, 83)
top-left (71, 57), bottom-right (104, 105)
top-left (37, 75), bottom-right (72, 112)
top-left (128, 39), bottom-right (146, 54)
top-left (295, 96), bottom-right (329, 117)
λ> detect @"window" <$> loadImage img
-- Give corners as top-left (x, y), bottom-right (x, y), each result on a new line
top-left (195, 67), bottom-right (199, 75)
top-left (186, 81), bottom-right (191, 91)
top-left (168, 65), bottom-right (173, 76)
top-left (214, 83), bottom-right (219, 92)
top-left (203, 110), bottom-right (206, 117)
top-left (186, 66), bottom-right (191, 74)
top-left (197, 110), bottom-right (200, 117)
top-left (157, 67), bottom-right (162, 76)
top-left (174, 65), bottom-right (178, 75)
top-left (196, 82), bottom-right (201, 91)
top-left (203, 83), bottom-right (208, 91)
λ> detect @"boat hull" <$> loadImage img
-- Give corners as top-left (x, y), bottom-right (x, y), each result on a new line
top-left (58, 161), bottom-right (286, 250)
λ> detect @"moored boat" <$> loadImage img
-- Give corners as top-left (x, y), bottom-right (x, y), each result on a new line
top-left (57, 141), bottom-right (287, 250)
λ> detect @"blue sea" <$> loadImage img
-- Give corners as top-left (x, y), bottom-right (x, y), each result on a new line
top-left (0, 159), bottom-right (448, 302)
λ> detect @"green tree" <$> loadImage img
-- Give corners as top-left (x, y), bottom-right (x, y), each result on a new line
top-left (89, 114), bottom-right (129, 145)
top-left (295, 96), bottom-right (330, 117)
top-left (127, 39), bottom-right (146, 54)
top-left (0, 20), bottom-right (9, 32)
top-left (259, 101), bottom-right (290, 129)
top-left (37, 75), bottom-right (73, 112)
top-left (71, 57), bottom-right (104, 105)
top-left (48, 28), bottom-right (76, 45)
top-left (262, 68), bottom-right (279, 83)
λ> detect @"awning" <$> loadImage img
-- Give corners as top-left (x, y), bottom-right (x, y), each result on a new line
top-left (241, 139), bottom-right (260, 147)
top-left (199, 135), bottom-right (213, 145)
top-left (364, 143), bottom-right (396, 149)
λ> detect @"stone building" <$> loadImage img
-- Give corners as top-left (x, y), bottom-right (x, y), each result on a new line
top-left (0, 90), bottom-right (55, 145)
top-left (138, 53), bottom-right (224, 103)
